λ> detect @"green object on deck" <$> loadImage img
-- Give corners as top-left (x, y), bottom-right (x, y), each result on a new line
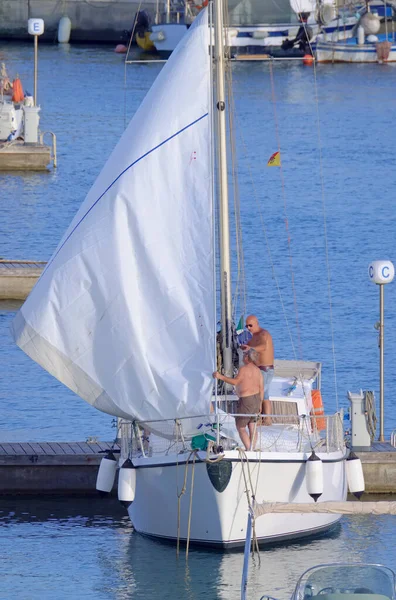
top-left (191, 435), bottom-right (208, 451)
top-left (191, 431), bottom-right (217, 451)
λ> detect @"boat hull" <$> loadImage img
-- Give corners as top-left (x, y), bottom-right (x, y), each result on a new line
top-left (148, 22), bottom-right (356, 60)
top-left (315, 41), bottom-right (396, 63)
top-left (128, 450), bottom-right (347, 549)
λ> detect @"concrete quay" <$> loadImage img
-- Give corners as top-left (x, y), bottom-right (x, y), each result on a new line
top-left (0, 440), bottom-right (395, 496)
top-left (0, 260), bottom-right (45, 300)
top-left (0, 0), bottom-right (156, 43)
top-left (357, 442), bottom-right (396, 494)
top-left (0, 142), bottom-right (52, 171)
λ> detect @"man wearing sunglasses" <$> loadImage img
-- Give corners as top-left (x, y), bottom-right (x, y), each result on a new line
top-left (241, 315), bottom-right (274, 425)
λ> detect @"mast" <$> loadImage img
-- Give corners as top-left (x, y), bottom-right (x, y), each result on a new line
top-left (213, 0), bottom-right (233, 376)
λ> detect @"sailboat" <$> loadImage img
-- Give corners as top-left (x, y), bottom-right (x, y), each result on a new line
top-left (12, 0), bottom-right (349, 549)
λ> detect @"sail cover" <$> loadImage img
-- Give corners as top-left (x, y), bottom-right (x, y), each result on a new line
top-left (12, 10), bottom-right (214, 423)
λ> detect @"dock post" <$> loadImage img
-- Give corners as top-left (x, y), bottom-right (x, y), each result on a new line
top-left (368, 261), bottom-right (395, 442)
top-left (27, 18), bottom-right (45, 106)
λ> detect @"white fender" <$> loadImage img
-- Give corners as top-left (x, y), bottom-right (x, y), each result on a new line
top-left (346, 451), bottom-right (365, 499)
top-left (96, 452), bottom-right (117, 495)
top-left (306, 451), bottom-right (324, 502)
top-left (58, 16), bottom-right (72, 43)
top-left (118, 458), bottom-right (136, 507)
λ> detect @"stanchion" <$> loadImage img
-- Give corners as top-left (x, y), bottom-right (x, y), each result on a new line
top-left (27, 18), bottom-right (45, 106)
top-left (368, 260), bottom-right (395, 442)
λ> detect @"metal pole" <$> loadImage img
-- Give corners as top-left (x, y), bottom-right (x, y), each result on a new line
top-left (379, 284), bottom-right (385, 442)
top-left (214, 0), bottom-right (233, 377)
top-left (34, 35), bottom-right (38, 106)
top-left (241, 512), bottom-right (252, 600)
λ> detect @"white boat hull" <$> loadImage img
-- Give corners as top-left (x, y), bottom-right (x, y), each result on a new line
top-left (149, 20), bottom-right (356, 57)
top-left (128, 449), bottom-right (347, 549)
top-left (315, 41), bottom-right (396, 63)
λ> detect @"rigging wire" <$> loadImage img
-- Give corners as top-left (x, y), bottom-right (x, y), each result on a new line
top-left (295, 4), bottom-right (340, 410)
top-left (226, 63), bottom-right (247, 321)
top-left (216, 0), bottom-right (247, 324)
top-left (268, 63), bottom-right (304, 360)
top-left (232, 114), bottom-right (298, 360)
top-left (123, 0), bottom-right (144, 130)
top-left (220, 0), bottom-right (298, 357)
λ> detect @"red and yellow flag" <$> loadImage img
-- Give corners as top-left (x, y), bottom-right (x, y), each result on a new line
top-left (267, 151), bottom-right (281, 167)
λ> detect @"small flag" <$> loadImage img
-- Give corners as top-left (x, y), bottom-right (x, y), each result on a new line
top-left (236, 315), bottom-right (244, 334)
top-left (267, 151), bottom-right (281, 167)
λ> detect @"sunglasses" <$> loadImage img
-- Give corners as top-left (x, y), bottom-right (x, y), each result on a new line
top-left (246, 324), bottom-right (253, 328)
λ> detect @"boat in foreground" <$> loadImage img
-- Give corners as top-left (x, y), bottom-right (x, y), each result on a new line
top-left (262, 563), bottom-right (396, 600)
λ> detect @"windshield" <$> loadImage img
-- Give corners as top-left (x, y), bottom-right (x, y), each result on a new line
top-left (293, 564), bottom-right (396, 600)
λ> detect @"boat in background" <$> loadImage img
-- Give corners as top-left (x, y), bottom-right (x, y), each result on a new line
top-left (130, 0), bottom-right (359, 59)
top-left (0, 62), bottom-right (55, 170)
top-left (316, 33), bottom-right (396, 62)
top-left (315, 4), bottom-right (396, 63)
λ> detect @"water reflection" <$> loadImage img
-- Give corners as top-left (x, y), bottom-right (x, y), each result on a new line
top-left (1, 497), bottom-right (396, 600)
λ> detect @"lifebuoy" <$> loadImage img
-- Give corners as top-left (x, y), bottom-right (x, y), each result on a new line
top-left (311, 389), bottom-right (326, 432)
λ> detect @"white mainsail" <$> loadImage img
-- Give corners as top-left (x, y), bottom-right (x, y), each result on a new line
top-left (12, 10), bottom-right (214, 423)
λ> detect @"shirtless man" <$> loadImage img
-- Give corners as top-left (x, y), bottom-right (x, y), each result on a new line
top-left (213, 348), bottom-right (263, 450)
top-left (241, 315), bottom-right (274, 425)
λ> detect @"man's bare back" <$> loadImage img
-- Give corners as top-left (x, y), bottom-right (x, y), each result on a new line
top-left (234, 363), bottom-right (262, 398)
top-left (213, 357), bottom-right (263, 400)
top-left (213, 349), bottom-right (265, 449)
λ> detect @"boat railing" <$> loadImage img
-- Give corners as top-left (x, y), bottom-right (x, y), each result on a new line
top-left (39, 130), bottom-right (57, 168)
top-left (391, 429), bottom-right (396, 447)
top-left (119, 411), bottom-right (345, 459)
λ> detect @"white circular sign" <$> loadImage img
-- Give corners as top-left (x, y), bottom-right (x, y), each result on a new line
top-left (368, 260), bottom-right (395, 284)
top-left (28, 18), bottom-right (45, 36)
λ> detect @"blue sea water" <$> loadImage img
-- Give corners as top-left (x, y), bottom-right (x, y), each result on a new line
top-left (1, 41), bottom-right (396, 599)
top-left (1, 496), bottom-right (396, 600)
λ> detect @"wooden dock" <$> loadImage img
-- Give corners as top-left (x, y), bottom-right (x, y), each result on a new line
top-left (0, 259), bottom-right (46, 300)
top-left (0, 440), bottom-right (395, 496)
top-left (0, 441), bottom-right (119, 495)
